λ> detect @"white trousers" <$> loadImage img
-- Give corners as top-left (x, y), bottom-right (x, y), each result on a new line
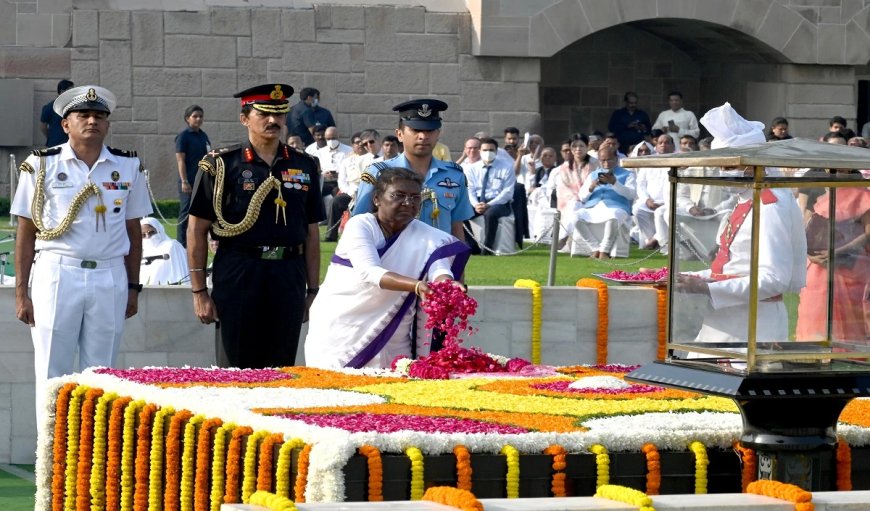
top-left (634, 206), bottom-right (669, 246)
top-left (30, 252), bottom-right (127, 425)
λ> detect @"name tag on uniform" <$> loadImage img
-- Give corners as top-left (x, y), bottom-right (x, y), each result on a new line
top-left (51, 182), bottom-right (75, 189)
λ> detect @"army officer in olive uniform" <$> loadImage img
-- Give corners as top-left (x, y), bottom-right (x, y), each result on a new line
top-left (352, 99), bottom-right (474, 240)
top-left (187, 83), bottom-right (325, 368)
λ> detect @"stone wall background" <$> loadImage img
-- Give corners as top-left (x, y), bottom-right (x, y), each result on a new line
top-left (2, 1), bottom-right (869, 200)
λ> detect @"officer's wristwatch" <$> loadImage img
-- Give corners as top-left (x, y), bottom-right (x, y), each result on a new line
top-left (128, 282), bottom-right (144, 293)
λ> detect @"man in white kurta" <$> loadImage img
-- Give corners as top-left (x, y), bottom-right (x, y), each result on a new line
top-left (652, 92), bottom-right (700, 145)
top-left (633, 134), bottom-right (674, 249)
top-left (13, 85), bottom-right (152, 422)
top-left (678, 103), bottom-right (806, 344)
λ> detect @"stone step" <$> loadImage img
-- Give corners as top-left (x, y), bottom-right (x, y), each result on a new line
top-left (222, 490), bottom-right (870, 510)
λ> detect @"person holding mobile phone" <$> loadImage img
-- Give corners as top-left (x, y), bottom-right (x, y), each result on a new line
top-left (651, 91), bottom-right (699, 145)
top-left (571, 144), bottom-right (637, 259)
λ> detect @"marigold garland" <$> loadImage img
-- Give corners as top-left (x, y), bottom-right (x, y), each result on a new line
top-left (51, 383), bottom-right (79, 511)
top-left (641, 443), bottom-right (661, 496)
top-left (293, 444), bottom-right (312, 503)
top-left (406, 446), bottom-right (425, 500)
top-left (75, 387), bottom-right (102, 511)
top-left (500, 444), bottom-right (520, 498)
top-left (422, 486), bottom-right (483, 511)
top-left (274, 438), bottom-right (304, 499)
top-left (164, 409), bottom-right (194, 511)
top-left (148, 406), bottom-right (175, 511)
top-left (256, 433), bottom-right (285, 493)
top-left (358, 445), bottom-right (384, 501)
top-left (224, 426), bottom-right (253, 504)
top-left (89, 391), bottom-right (118, 511)
top-left (194, 418), bottom-right (223, 511)
top-left (577, 278), bottom-right (609, 364)
top-left (655, 287), bottom-right (668, 360)
top-left (64, 385), bottom-right (89, 511)
top-left (241, 430), bottom-right (270, 503)
top-left (836, 437), bottom-right (852, 491)
top-left (248, 490), bottom-right (297, 511)
top-left (105, 396), bottom-right (133, 511)
top-left (747, 480), bottom-right (814, 511)
top-left (120, 400), bottom-right (146, 511)
top-left (453, 445), bottom-right (472, 492)
top-left (590, 444), bottom-right (610, 488)
top-left (209, 422), bottom-right (235, 511)
top-left (688, 440), bottom-right (708, 494)
top-left (513, 279), bottom-right (542, 364)
top-left (595, 484), bottom-right (655, 511)
top-left (133, 403), bottom-right (158, 511)
top-left (733, 442), bottom-right (756, 492)
top-left (179, 414), bottom-right (206, 511)
top-left (543, 444), bottom-right (567, 497)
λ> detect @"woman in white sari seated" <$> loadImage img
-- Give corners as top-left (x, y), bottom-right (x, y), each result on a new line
top-left (304, 168), bottom-right (471, 369)
top-left (140, 217), bottom-right (189, 285)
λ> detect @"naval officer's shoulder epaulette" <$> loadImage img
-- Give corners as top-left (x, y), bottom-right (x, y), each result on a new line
top-left (107, 147), bottom-right (138, 158)
top-left (198, 144), bottom-right (240, 176)
top-left (31, 146), bottom-right (62, 157)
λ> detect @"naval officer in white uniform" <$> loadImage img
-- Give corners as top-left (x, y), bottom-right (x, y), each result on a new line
top-left (12, 85), bottom-right (152, 422)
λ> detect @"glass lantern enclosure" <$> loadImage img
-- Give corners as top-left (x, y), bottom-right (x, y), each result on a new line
top-left (622, 138), bottom-right (870, 374)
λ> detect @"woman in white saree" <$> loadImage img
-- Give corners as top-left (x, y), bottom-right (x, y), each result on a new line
top-left (304, 168), bottom-right (471, 369)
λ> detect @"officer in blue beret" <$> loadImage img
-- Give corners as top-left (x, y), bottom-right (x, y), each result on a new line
top-left (352, 99), bottom-right (473, 241)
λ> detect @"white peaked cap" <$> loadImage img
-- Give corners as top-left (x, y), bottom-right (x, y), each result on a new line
top-left (700, 102), bottom-right (766, 149)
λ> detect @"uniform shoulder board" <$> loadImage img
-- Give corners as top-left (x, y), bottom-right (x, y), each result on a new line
top-left (289, 146), bottom-right (315, 160)
top-left (443, 161), bottom-right (464, 172)
top-left (18, 161), bottom-right (35, 174)
top-left (372, 161), bottom-right (391, 172)
top-left (31, 146), bottom-right (62, 157)
top-left (206, 144), bottom-right (241, 158)
top-left (107, 147), bottom-right (138, 158)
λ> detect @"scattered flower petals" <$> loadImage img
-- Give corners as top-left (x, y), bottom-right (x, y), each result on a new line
top-left (279, 412), bottom-right (527, 435)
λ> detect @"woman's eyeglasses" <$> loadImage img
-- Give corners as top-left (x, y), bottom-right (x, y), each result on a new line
top-left (387, 192), bottom-right (423, 205)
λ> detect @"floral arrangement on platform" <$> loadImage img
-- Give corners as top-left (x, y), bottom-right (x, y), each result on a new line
top-left (35, 364), bottom-right (870, 509)
top-left (390, 280), bottom-right (538, 379)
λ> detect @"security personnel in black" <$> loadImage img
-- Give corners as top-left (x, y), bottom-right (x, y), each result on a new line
top-left (187, 83), bottom-right (325, 368)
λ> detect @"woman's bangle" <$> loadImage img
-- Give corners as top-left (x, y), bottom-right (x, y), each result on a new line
top-left (189, 268), bottom-right (205, 272)
top-left (192, 287), bottom-right (208, 294)
top-left (414, 281), bottom-right (424, 298)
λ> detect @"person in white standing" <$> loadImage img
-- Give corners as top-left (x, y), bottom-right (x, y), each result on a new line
top-left (677, 103), bottom-right (806, 344)
top-left (651, 91), bottom-right (700, 145)
top-left (13, 85), bottom-right (152, 423)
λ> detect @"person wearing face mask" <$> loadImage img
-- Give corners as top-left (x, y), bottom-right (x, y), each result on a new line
top-left (139, 217), bottom-right (189, 285)
top-left (676, 102), bottom-right (806, 345)
top-left (316, 126), bottom-right (353, 218)
top-left (464, 138), bottom-right (516, 255)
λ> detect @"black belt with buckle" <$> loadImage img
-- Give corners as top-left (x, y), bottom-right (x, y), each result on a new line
top-left (225, 244), bottom-right (305, 260)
